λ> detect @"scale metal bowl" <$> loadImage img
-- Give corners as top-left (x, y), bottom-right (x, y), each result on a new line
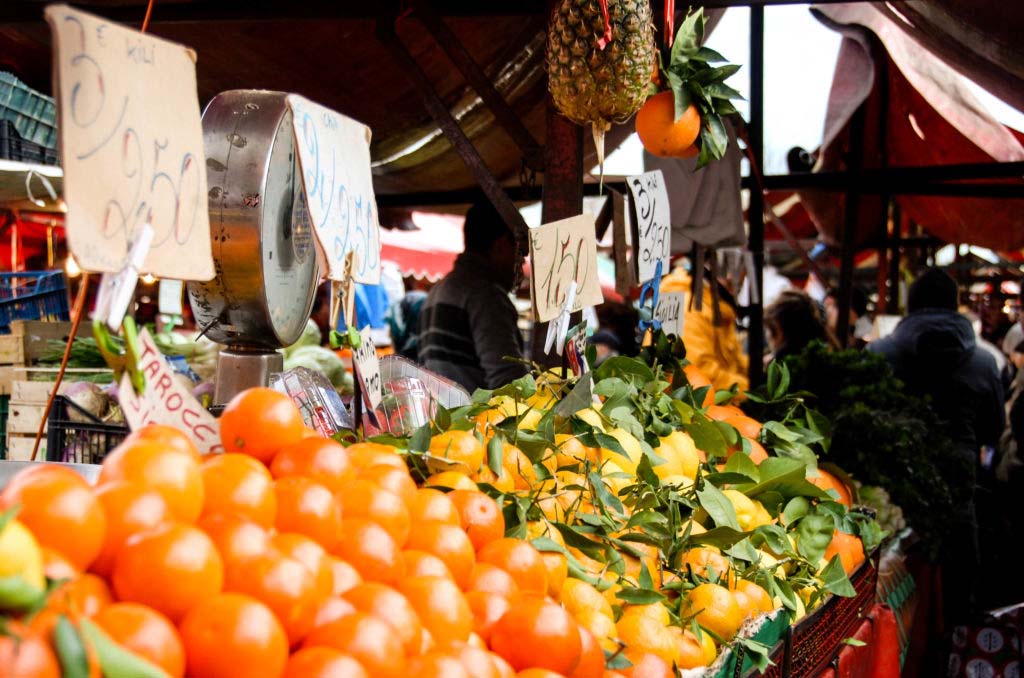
top-left (188, 90), bottom-right (320, 402)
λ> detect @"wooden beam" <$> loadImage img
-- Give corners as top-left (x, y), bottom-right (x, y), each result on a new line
top-left (747, 5), bottom-right (765, 386)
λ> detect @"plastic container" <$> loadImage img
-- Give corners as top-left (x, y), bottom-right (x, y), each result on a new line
top-left (0, 72), bottom-right (57, 149)
top-left (0, 271), bottom-right (70, 334)
top-left (0, 121), bottom-right (58, 165)
top-left (270, 367), bottom-right (353, 437)
top-left (46, 396), bottom-right (129, 465)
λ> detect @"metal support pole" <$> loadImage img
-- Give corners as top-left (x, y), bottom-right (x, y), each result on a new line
top-left (531, 0), bottom-right (585, 366)
top-left (412, 1), bottom-right (545, 170)
top-left (887, 202), bottom-right (901, 313)
top-left (836, 104), bottom-right (868, 348)
top-left (747, 5), bottom-right (765, 385)
top-left (377, 21), bottom-right (530, 243)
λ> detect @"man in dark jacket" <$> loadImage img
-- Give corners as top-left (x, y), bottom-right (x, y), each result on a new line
top-left (417, 201), bottom-right (528, 392)
top-left (869, 267), bottom-right (1004, 626)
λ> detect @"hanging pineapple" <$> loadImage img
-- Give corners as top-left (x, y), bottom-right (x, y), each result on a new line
top-left (547, 0), bottom-right (657, 173)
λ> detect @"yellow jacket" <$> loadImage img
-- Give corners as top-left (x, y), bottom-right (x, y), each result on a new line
top-left (660, 268), bottom-right (749, 392)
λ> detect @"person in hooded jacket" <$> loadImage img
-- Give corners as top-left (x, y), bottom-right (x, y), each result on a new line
top-left (868, 267), bottom-right (1004, 628)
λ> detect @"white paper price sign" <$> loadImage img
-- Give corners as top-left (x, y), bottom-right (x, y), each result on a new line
top-left (158, 279), bottom-right (184, 315)
top-left (119, 328), bottom-right (221, 453)
top-left (352, 327), bottom-right (383, 411)
top-left (626, 170), bottom-right (671, 284)
top-left (287, 95), bottom-right (382, 284)
top-left (528, 213), bottom-right (604, 323)
top-left (46, 5), bottom-right (213, 281)
top-left (654, 292), bottom-right (685, 337)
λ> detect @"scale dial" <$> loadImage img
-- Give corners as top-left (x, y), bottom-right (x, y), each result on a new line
top-left (188, 90), bottom-right (318, 349)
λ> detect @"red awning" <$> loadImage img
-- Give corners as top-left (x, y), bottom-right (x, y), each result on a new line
top-left (380, 211), bottom-right (464, 282)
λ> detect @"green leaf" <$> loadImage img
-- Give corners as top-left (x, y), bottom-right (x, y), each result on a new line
top-left (724, 451), bottom-right (760, 482)
top-left (635, 454), bottom-right (661, 489)
top-left (409, 423), bottom-right (432, 453)
top-left (705, 115), bottom-right (729, 158)
top-left (493, 374), bottom-right (537, 399)
top-left (54, 615), bottom-right (90, 678)
top-left (639, 561), bottom-right (655, 590)
top-left (695, 46), bottom-right (727, 63)
top-left (552, 522), bottom-right (606, 561)
top-left (752, 524), bottom-right (791, 556)
top-left (844, 638), bottom-right (868, 647)
top-left (671, 10), bottom-right (705, 62)
top-left (686, 415), bottom-right (728, 459)
top-left (820, 555), bottom-right (857, 597)
top-left (688, 526), bottom-right (748, 550)
top-left (607, 651), bottom-right (633, 670)
top-left (554, 374), bottom-right (595, 418)
top-left (781, 496), bottom-right (811, 526)
top-left (795, 514), bottom-right (834, 563)
top-left (487, 434), bottom-right (504, 476)
top-left (696, 483), bottom-right (740, 530)
top-left (725, 538), bottom-right (759, 562)
top-left (588, 471), bottom-right (625, 517)
top-left (667, 72), bottom-right (692, 121)
top-left (763, 421), bottom-right (800, 443)
top-left (593, 356), bottom-right (655, 389)
top-left (616, 587), bottom-right (667, 605)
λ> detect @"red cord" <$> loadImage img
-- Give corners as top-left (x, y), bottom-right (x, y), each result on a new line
top-left (664, 0), bottom-right (675, 48)
top-left (141, 0), bottom-right (155, 33)
top-left (597, 0), bottom-right (613, 50)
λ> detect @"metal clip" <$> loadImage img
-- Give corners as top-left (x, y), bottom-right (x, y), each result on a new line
top-left (544, 280), bottom-right (577, 356)
top-left (638, 259), bottom-right (664, 335)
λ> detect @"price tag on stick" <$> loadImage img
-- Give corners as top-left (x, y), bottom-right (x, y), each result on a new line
top-left (528, 213), bottom-right (604, 323)
top-left (287, 95), bottom-right (382, 284)
top-left (351, 327), bottom-right (383, 411)
top-left (654, 292), bottom-right (685, 337)
top-left (46, 5), bottom-right (214, 281)
top-left (626, 170), bottom-right (671, 285)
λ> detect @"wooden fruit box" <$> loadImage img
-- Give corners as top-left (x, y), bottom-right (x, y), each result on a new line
top-left (0, 320), bottom-right (93, 395)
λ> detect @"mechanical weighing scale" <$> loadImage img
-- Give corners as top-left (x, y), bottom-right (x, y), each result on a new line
top-left (188, 90), bottom-right (320, 405)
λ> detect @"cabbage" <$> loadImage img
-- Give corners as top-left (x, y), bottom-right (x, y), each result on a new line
top-left (284, 345), bottom-right (348, 388)
top-left (284, 320), bottom-right (323, 357)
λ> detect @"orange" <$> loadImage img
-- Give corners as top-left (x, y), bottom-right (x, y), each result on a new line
top-left (399, 575), bottom-right (474, 647)
top-left (685, 583), bottom-right (743, 641)
top-left (517, 670), bottom-right (566, 678)
top-left (570, 626), bottom-right (605, 678)
top-left (220, 387), bottom-right (305, 463)
top-left (620, 650), bottom-right (674, 678)
top-left (560, 578), bottom-right (614, 620)
top-left (469, 562), bottom-right (520, 597)
top-left (98, 441), bottom-right (204, 523)
top-left (473, 464), bottom-right (515, 494)
top-left (404, 549), bottom-right (456, 580)
top-left (825, 530), bottom-right (865, 575)
top-left (42, 547), bottom-right (78, 580)
top-left (272, 532), bottom-right (335, 601)
top-left (477, 538), bottom-right (548, 596)
top-left (551, 433), bottom-right (600, 469)
top-left (283, 647), bottom-right (368, 678)
top-left (112, 522), bottom-right (223, 623)
top-left (450, 643), bottom-right (510, 678)
top-left (409, 487), bottom-right (461, 526)
top-left (345, 442), bottom-right (407, 471)
top-left (673, 627), bottom-right (716, 669)
top-left (338, 479), bottom-right (410, 546)
top-left (683, 364), bottom-right (715, 407)
top-left (313, 596), bottom-right (357, 630)
top-left (408, 651), bottom-right (471, 678)
top-left (180, 592), bottom-right (288, 678)
top-left (635, 91), bottom-right (701, 158)
top-left (810, 470), bottom-right (853, 507)
top-left (491, 595), bottom-right (582, 674)
top-left (92, 481), bottom-right (170, 577)
top-left (449, 489), bottom-right (505, 550)
top-left (616, 614), bottom-right (677, 666)
top-left (327, 557), bottom-right (363, 595)
top-left (331, 518), bottom-right (405, 586)
top-left (225, 550), bottom-right (320, 645)
top-left (465, 590), bottom-right (512, 642)
top-left (200, 453), bottom-right (277, 527)
top-left (426, 471), bottom-right (479, 491)
top-left (405, 520), bottom-right (476, 589)
top-left (93, 602), bottom-right (185, 678)
top-left (274, 476), bottom-right (343, 550)
top-left (678, 547), bottom-right (733, 585)
top-left (359, 464), bottom-right (417, 507)
top-left (270, 437), bottom-right (355, 494)
top-left (302, 611), bottom-right (406, 678)
top-left (0, 464), bottom-right (106, 571)
top-left (343, 582), bottom-right (423, 654)
top-left (122, 424), bottom-right (201, 461)
top-left (429, 430), bottom-right (485, 474)
top-left (0, 621), bottom-right (60, 678)
top-left (63, 573), bottom-right (113, 617)
top-left (734, 580), bottom-right (773, 615)
top-left (541, 550), bottom-right (569, 598)
top-left (705, 407), bottom-right (762, 439)
top-left (745, 439), bottom-right (770, 464)
top-left (197, 514), bottom-right (272, 567)
top-left (502, 444), bottom-right (537, 490)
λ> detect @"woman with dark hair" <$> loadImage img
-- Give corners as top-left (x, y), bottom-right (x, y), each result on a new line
top-left (764, 289), bottom-right (836, 364)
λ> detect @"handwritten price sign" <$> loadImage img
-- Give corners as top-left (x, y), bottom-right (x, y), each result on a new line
top-left (654, 292), bottom-right (684, 337)
top-left (626, 170), bottom-right (671, 284)
top-left (46, 5), bottom-right (213, 281)
top-left (352, 327), bottom-right (383, 411)
top-left (528, 213), bottom-right (604, 323)
top-left (287, 95), bottom-right (381, 284)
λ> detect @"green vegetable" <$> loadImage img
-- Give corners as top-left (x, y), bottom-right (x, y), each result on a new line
top-left (80, 618), bottom-right (170, 678)
top-left (284, 345), bottom-right (348, 389)
top-left (284, 319), bottom-right (323, 357)
top-left (37, 337), bottom-right (110, 369)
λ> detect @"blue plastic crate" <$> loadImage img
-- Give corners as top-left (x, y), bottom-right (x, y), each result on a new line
top-left (0, 271), bottom-right (69, 334)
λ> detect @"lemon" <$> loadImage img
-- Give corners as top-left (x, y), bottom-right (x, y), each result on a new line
top-left (575, 407), bottom-right (606, 432)
top-left (660, 430), bottom-right (701, 478)
top-left (604, 427), bottom-right (643, 474)
top-left (0, 517), bottom-right (45, 590)
top-left (517, 409), bottom-right (543, 431)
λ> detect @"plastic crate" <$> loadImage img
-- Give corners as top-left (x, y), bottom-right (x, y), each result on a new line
top-left (0, 72), bottom-right (57, 149)
top-left (0, 120), bottom-right (58, 165)
top-left (0, 271), bottom-right (70, 334)
top-left (46, 396), bottom-right (128, 465)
